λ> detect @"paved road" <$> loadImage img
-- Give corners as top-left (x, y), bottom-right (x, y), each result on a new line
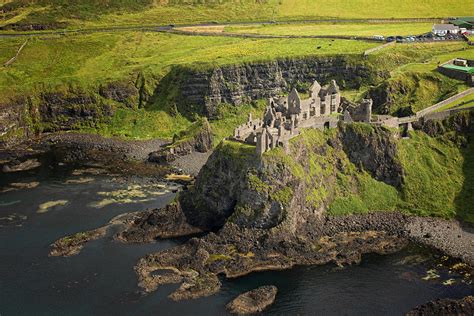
top-left (397, 88), bottom-right (474, 124)
top-left (0, 17), bottom-right (444, 39)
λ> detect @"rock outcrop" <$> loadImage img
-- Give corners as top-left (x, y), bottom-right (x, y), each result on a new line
top-left (226, 285), bottom-right (278, 314)
top-left (148, 118), bottom-right (213, 163)
top-left (157, 56), bottom-right (377, 118)
top-left (180, 124), bottom-right (404, 232)
top-left (406, 296), bottom-right (474, 316)
top-left (1, 55), bottom-right (379, 144)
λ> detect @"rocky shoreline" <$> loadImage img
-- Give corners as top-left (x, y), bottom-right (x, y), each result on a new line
top-left (407, 296), bottom-right (474, 315)
top-left (48, 206), bottom-right (473, 301)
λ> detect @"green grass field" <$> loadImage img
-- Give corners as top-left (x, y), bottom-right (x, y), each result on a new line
top-left (1, 31), bottom-right (472, 140)
top-left (0, 31), bottom-right (378, 140)
top-left (0, 32), bottom-right (378, 100)
top-left (225, 22), bottom-right (433, 37)
top-left (0, 0), bottom-right (472, 31)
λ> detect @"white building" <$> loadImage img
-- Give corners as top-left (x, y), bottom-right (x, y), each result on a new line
top-left (432, 24), bottom-right (460, 36)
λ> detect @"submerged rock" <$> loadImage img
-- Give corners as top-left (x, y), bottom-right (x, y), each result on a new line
top-left (37, 200), bottom-right (68, 214)
top-left (0, 213), bottom-right (27, 227)
top-left (227, 285), bottom-right (278, 314)
top-left (9, 181), bottom-right (40, 189)
top-left (50, 227), bottom-right (107, 257)
top-left (2, 159), bottom-right (41, 173)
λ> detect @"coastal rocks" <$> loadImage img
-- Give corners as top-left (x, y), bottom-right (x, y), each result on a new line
top-left (179, 141), bottom-right (260, 230)
top-left (135, 223), bottom-right (408, 300)
top-left (226, 285), bottom-right (278, 314)
top-left (41, 133), bottom-right (171, 176)
top-left (50, 227), bottom-right (107, 257)
top-left (50, 203), bottom-right (202, 257)
top-left (2, 159), bottom-right (41, 172)
top-left (406, 217), bottom-right (474, 265)
top-left (116, 202), bottom-right (202, 243)
top-left (406, 296), bottom-right (474, 316)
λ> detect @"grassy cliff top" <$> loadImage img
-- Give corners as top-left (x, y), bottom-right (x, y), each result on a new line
top-left (0, 0), bottom-right (472, 30)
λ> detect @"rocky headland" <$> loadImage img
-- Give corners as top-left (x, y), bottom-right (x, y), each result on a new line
top-left (48, 111), bottom-right (473, 303)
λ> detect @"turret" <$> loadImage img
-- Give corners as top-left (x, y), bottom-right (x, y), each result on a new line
top-left (309, 80), bottom-right (321, 100)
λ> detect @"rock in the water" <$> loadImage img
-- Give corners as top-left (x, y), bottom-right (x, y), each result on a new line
top-left (2, 159), bottom-right (41, 172)
top-left (406, 296), bottom-right (474, 316)
top-left (226, 285), bottom-right (277, 314)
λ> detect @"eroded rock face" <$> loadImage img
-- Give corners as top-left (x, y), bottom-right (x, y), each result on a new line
top-left (99, 81), bottom-right (139, 108)
top-left (116, 202), bottom-right (202, 243)
top-left (227, 285), bottom-right (278, 314)
top-left (39, 91), bottom-right (113, 132)
top-left (339, 124), bottom-right (403, 187)
top-left (168, 56), bottom-right (375, 117)
top-left (414, 110), bottom-right (474, 137)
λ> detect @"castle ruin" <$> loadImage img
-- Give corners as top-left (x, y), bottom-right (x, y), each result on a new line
top-left (232, 80), bottom-right (373, 155)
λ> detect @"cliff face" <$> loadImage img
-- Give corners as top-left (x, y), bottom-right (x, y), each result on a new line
top-left (1, 55), bottom-right (377, 144)
top-left (175, 56), bottom-right (375, 117)
top-left (0, 81), bottom-right (140, 146)
top-left (180, 113), bottom-right (474, 232)
top-left (180, 124), bottom-right (404, 232)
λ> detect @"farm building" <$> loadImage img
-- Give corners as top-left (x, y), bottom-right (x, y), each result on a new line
top-left (432, 24), bottom-right (460, 35)
top-left (438, 59), bottom-right (474, 86)
top-left (450, 17), bottom-right (474, 30)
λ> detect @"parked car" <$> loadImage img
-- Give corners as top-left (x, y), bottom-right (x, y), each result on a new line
top-left (386, 36), bottom-right (395, 42)
top-left (396, 36), bottom-right (404, 42)
top-left (373, 35), bottom-right (385, 41)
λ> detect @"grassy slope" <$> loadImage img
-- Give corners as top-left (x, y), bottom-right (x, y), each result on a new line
top-left (367, 42), bottom-right (474, 114)
top-left (1, 33), bottom-right (472, 140)
top-left (435, 93), bottom-right (474, 112)
top-left (1, 0), bottom-right (472, 30)
top-left (262, 126), bottom-right (472, 223)
top-left (0, 32), bottom-right (377, 99)
top-left (397, 130), bottom-right (471, 222)
top-left (226, 22), bottom-right (433, 37)
top-left (0, 32), bottom-right (376, 140)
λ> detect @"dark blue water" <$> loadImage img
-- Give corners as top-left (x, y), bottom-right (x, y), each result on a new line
top-left (0, 168), bottom-right (472, 315)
